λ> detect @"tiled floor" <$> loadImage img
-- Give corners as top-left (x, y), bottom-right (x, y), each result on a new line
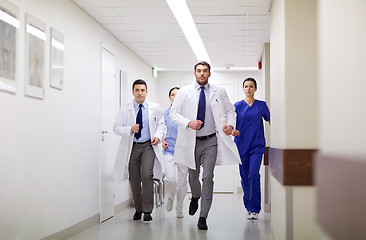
top-left (67, 193), bottom-right (274, 240)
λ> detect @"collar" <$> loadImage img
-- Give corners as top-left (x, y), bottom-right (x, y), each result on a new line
top-left (133, 100), bottom-right (147, 109)
top-left (195, 82), bottom-right (209, 90)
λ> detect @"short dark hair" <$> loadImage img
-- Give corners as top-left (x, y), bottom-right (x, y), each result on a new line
top-left (194, 61), bottom-right (211, 72)
top-left (169, 87), bottom-right (180, 97)
top-left (243, 77), bottom-right (257, 88)
top-left (132, 79), bottom-right (147, 90)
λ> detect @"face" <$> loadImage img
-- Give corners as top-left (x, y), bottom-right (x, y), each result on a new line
top-left (169, 89), bottom-right (179, 104)
top-left (194, 64), bottom-right (211, 86)
top-left (132, 84), bottom-right (148, 104)
top-left (243, 80), bottom-right (257, 97)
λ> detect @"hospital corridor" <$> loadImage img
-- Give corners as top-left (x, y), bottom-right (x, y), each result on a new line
top-left (1, 0), bottom-right (366, 240)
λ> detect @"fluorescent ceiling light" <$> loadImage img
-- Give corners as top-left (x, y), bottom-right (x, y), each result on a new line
top-left (0, 9), bottom-right (19, 28)
top-left (166, 0), bottom-right (211, 64)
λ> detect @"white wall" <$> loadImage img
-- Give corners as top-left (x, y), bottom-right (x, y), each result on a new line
top-left (0, 0), bottom-right (157, 239)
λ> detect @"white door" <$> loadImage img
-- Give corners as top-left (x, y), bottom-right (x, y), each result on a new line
top-left (100, 46), bottom-right (118, 222)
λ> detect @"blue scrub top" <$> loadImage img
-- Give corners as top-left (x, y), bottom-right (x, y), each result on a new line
top-left (234, 100), bottom-right (270, 156)
top-left (163, 106), bottom-right (178, 156)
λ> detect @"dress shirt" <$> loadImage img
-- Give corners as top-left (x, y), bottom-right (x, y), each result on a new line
top-left (163, 106), bottom-right (178, 156)
top-left (133, 100), bottom-right (150, 142)
top-left (195, 82), bottom-right (215, 137)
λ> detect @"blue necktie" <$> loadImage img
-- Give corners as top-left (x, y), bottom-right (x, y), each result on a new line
top-left (197, 86), bottom-right (205, 129)
top-left (135, 104), bottom-right (143, 139)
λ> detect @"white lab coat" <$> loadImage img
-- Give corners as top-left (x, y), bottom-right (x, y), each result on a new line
top-left (113, 100), bottom-right (165, 181)
top-left (170, 83), bottom-right (241, 170)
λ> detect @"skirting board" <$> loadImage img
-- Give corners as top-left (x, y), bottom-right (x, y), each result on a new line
top-left (41, 198), bottom-right (132, 240)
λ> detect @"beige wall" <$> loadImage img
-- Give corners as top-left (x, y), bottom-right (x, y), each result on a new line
top-left (270, 0), bottom-right (286, 149)
top-left (318, 0), bottom-right (366, 158)
top-left (270, 0), bottom-right (319, 239)
top-left (271, 177), bottom-right (318, 240)
top-left (292, 187), bottom-right (317, 239)
top-left (285, 0), bottom-right (318, 148)
top-left (317, 1), bottom-right (366, 239)
top-left (271, 175), bottom-right (288, 240)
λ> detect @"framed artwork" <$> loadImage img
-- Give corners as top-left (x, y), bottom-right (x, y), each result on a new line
top-left (50, 27), bottom-right (64, 90)
top-left (119, 70), bottom-right (127, 108)
top-left (24, 13), bottom-right (46, 99)
top-left (0, 0), bottom-right (19, 94)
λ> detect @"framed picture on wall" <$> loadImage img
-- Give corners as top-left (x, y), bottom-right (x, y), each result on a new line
top-left (50, 27), bottom-right (64, 90)
top-left (119, 70), bottom-right (128, 108)
top-left (0, 0), bottom-right (19, 94)
top-left (24, 13), bottom-right (46, 99)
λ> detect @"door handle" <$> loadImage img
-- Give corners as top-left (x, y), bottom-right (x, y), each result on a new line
top-left (102, 131), bottom-right (108, 141)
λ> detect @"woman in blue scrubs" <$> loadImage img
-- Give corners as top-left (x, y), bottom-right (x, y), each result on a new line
top-left (232, 77), bottom-right (270, 221)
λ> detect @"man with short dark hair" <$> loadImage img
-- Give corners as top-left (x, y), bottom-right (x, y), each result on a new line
top-left (113, 79), bottom-right (165, 223)
top-left (170, 61), bottom-right (241, 230)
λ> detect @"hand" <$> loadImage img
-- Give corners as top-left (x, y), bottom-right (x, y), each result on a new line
top-left (188, 120), bottom-right (203, 130)
top-left (223, 125), bottom-right (233, 136)
top-left (151, 137), bottom-right (160, 146)
top-left (232, 130), bottom-right (240, 137)
top-left (162, 139), bottom-right (168, 150)
top-left (131, 124), bottom-right (140, 133)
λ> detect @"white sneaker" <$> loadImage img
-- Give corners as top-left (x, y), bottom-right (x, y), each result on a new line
top-left (166, 198), bottom-right (173, 212)
top-left (250, 212), bottom-right (258, 220)
top-left (176, 211), bottom-right (184, 218)
top-left (247, 211), bottom-right (252, 219)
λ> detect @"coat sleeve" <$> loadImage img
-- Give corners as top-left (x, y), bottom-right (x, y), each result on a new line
top-left (154, 105), bottom-right (166, 141)
top-left (170, 88), bottom-right (191, 128)
top-left (221, 88), bottom-right (236, 128)
top-left (113, 107), bottom-right (133, 137)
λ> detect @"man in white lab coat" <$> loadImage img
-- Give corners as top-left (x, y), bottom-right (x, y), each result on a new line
top-left (113, 79), bottom-right (165, 223)
top-left (170, 61), bottom-right (241, 230)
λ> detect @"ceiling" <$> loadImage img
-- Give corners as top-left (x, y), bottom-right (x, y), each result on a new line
top-left (71, 0), bottom-right (271, 71)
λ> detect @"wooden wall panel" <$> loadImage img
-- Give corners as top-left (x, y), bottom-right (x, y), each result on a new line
top-left (269, 148), bottom-right (316, 186)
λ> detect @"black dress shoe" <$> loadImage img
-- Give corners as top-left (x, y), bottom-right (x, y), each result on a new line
top-left (133, 211), bottom-right (142, 220)
top-left (197, 217), bottom-right (208, 230)
top-left (143, 213), bottom-right (152, 223)
top-left (189, 197), bottom-right (199, 215)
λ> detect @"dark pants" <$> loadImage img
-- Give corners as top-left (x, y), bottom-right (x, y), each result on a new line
top-left (129, 142), bottom-right (155, 213)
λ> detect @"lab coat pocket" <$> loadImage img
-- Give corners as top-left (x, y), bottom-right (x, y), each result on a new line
top-left (212, 98), bottom-right (225, 120)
